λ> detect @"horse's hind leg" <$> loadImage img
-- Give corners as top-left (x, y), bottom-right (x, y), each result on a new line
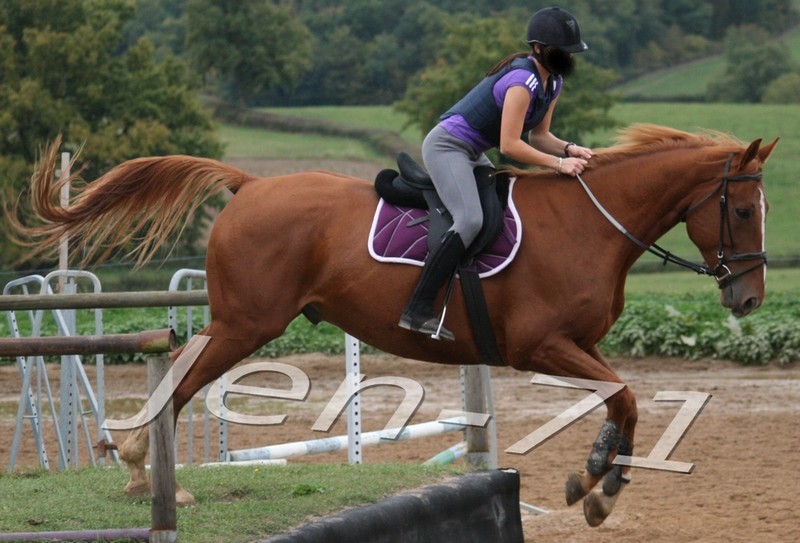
top-left (118, 341), bottom-right (195, 499)
top-left (119, 424), bottom-right (150, 497)
top-left (119, 341), bottom-right (195, 502)
top-left (118, 331), bottom-right (266, 505)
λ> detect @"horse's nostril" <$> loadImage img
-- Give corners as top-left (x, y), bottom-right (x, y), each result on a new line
top-left (742, 297), bottom-right (759, 315)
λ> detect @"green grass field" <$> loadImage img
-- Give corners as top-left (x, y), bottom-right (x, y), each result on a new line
top-left (217, 124), bottom-right (383, 162)
top-left (0, 464), bottom-right (461, 543)
top-left (257, 105), bottom-right (421, 145)
top-left (625, 267), bottom-right (800, 295)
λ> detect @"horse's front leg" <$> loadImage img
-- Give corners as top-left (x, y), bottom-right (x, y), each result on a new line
top-left (564, 346), bottom-right (638, 527)
top-left (568, 416), bottom-right (636, 526)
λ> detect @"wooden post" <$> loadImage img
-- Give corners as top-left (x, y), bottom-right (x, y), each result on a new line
top-left (148, 357), bottom-right (177, 543)
top-left (462, 365), bottom-right (491, 468)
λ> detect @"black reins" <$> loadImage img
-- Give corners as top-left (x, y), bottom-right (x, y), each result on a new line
top-left (576, 153), bottom-right (766, 289)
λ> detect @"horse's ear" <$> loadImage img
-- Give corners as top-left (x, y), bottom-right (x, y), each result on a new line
top-left (757, 137), bottom-right (780, 165)
top-left (738, 138), bottom-right (762, 169)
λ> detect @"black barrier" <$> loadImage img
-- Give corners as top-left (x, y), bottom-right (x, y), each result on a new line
top-left (263, 468), bottom-right (524, 543)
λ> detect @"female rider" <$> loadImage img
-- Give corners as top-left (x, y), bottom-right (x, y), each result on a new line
top-left (399, 6), bottom-right (594, 341)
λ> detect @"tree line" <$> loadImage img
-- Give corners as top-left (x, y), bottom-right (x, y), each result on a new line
top-left (124, 0), bottom-right (799, 106)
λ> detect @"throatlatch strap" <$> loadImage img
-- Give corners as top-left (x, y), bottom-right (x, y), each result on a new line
top-left (459, 266), bottom-right (505, 366)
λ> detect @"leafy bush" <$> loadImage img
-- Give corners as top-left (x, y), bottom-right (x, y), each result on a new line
top-left (600, 292), bottom-right (800, 365)
top-left (762, 73), bottom-right (800, 104)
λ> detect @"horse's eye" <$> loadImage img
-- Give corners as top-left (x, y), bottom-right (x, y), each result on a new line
top-left (734, 208), bottom-right (752, 220)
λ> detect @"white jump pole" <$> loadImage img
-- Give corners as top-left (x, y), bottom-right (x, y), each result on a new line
top-left (58, 152), bottom-right (70, 288)
top-left (227, 418), bottom-right (468, 463)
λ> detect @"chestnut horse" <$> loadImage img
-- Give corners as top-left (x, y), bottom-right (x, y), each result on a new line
top-left (16, 125), bottom-right (777, 526)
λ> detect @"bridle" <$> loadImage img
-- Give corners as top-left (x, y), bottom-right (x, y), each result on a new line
top-left (576, 153), bottom-right (767, 290)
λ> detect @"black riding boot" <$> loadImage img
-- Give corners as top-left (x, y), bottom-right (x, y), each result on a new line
top-left (398, 230), bottom-right (465, 341)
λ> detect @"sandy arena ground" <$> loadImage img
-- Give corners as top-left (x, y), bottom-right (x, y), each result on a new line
top-left (1, 353), bottom-right (797, 543)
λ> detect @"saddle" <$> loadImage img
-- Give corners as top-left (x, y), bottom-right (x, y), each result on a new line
top-left (375, 152), bottom-right (511, 260)
top-left (373, 153), bottom-right (507, 366)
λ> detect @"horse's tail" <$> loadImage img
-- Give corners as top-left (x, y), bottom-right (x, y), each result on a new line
top-left (10, 135), bottom-right (256, 268)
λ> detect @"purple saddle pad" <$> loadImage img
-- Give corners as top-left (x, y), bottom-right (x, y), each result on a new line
top-left (368, 179), bottom-right (522, 278)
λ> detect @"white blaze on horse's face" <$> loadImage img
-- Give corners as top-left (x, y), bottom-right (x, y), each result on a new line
top-left (759, 187), bottom-right (768, 285)
top-left (717, 180), bottom-right (769, 317)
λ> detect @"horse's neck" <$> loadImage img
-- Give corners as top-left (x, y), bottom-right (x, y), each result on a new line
top-left (587, 149), bottom-right (719, 267)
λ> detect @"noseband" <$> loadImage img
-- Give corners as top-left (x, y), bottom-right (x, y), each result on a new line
top-left (576, 153), bottom-right (766, 290)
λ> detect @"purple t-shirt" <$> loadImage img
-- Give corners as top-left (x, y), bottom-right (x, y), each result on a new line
top-left (441, 67), bottom-right (563, 153)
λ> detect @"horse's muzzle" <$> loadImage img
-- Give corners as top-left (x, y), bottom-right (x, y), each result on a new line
top-left (721, 285), bottom-right (763, 318)
top-left (733, 296), bottom-right (762, 317)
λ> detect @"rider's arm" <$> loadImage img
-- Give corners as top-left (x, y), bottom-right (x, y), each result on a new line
top-left (499, 87), bottom-right (589, 176)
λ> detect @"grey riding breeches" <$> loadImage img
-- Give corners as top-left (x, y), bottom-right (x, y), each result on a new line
top-left (421, 125), bottom-right (494, 248)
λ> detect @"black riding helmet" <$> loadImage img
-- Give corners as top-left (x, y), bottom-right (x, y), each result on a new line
top-left (526, 6), bottom-right (588, 53)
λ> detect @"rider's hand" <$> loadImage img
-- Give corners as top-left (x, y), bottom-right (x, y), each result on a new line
top-left (566, 144), bottom-right (593, 160)
top-left (560, 144), bottom-right (592, 176)
top-left (556, 156), bottom-right (588, 176)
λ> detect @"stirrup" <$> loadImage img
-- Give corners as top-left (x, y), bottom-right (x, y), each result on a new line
top-left (398, 269), bottom-right (457, 341)
top-left (398, 314), bottom-right (455, 341)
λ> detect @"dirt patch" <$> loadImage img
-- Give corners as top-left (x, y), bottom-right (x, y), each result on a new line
top-left (2, 354), bottom-right (797, 542)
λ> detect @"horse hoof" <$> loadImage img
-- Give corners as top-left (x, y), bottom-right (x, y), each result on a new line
top-left (176, 486), bottom-right (196, 507)
top-left (583, 489), bottom-right (616, 527)
top-left (124, 481), bottom-right (150, 497)
top-left (565, 471), bottom-right (590, 505)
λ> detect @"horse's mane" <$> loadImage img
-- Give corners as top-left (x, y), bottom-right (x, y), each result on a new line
top-left (594, 123), bottom-right (745, 165)
top-left (511, 123), bottom-right (746, 178)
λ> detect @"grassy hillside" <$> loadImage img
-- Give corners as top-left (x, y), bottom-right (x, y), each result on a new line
top-left (258, 105), bottom-right (420, 145)
top-left (613, 56), bottom-right (725, 100)
top-left (614, 24), bottom-right (800, 100)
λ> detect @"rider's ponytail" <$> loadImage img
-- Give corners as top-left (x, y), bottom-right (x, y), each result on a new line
top-left (486, 51), bottom-right (532, 76)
